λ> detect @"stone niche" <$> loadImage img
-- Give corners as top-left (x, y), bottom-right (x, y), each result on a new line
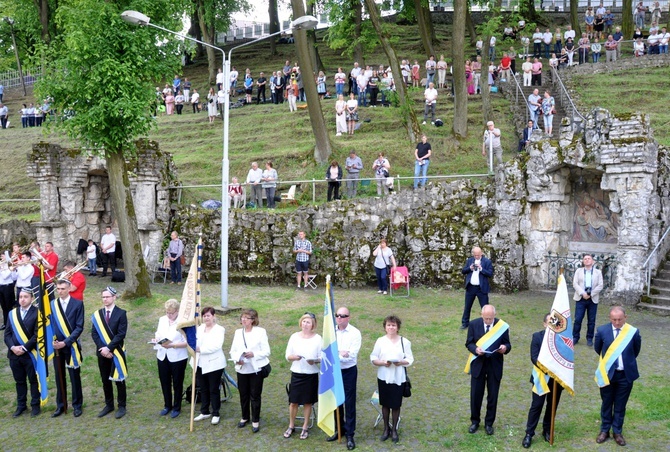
top-left (26, 141), bottom-right (176, 268)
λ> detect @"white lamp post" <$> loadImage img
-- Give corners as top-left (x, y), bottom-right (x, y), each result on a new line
top-left (122, 11), bottom-right (317, 308)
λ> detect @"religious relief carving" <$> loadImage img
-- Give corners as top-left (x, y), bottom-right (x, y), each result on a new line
top-left (572, 187), bottom-right (619, 243)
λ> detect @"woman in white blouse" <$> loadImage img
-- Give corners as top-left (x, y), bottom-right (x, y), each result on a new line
top-left (370, 315), bottom-right (414, 443)
top-left (284, 313), bottom-right (322, 440)
top-left (229, 309), bottom-right (271, 433)
top-left (153, 299), bottom-right (189, 418)
top-left (194, 306), bottom-right (226, 425)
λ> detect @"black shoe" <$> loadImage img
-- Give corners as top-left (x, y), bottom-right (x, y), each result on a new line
top-left (170, 410), bottom-right (180, 419)
top-left (13, 407), bottom-right (26, 418)
top-left (160, 407), bottom-right (170, 416)
top-left (380, 430), bottom-right (390, 441)
top-left (326, 433), bottom-right (339, 442)
top-left (587, 340), bottom-right (593, 347)
top-left (74, 408), bottom-right (83, 417)
top-left (115, 407), bottom-right (126, 419)
top-left (347, 437), bottom-right (356, 450)
top-left (237, 420), bottom-right (248, 428)
top-left (468, 423), bottom-right (479, 433)
top-left (252, 425), bottom-right (260, 433)
top-left (31, 407), bottom-right (41, 417)
top-left (99, 274), bottom-right (107, 277)
top-left (52, 407), bottom-right (64, 417)
top-left (542, 431), bottom-right (551, 442)
top-left (391, 431), bottom-right (399, 443)
top-left (0, 324), bottom-right (5, 330)
top-left (522, 433), bottom-right (532, 448)
top-left (485, 425), bottom-right (494, 435)
top-left (573, 339), bottom-right (579, 346)
top-left (460, 324), bottom-right (468, 330)
top-left (98, 406), bottom-right (114, 418)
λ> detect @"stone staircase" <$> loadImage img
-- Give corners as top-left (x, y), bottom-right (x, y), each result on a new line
top-left (639, 266), bottom-right (670, 316)
top-left (515, 78), bottom-right (565, 140)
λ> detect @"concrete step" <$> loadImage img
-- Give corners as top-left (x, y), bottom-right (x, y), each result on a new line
top-left (637, 302), bottom-right (670, 316)
top-left (650, 277), bottom-right (670, 289)
top-left (643, 294), bottom-right (670, 306)
top-left (655, 269), bottom-right (670, 279)
top-left (649, 286), bottom-right (670, 297)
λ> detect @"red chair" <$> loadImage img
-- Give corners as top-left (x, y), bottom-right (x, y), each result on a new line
top-left (390, 266), bottom-right (410, 297)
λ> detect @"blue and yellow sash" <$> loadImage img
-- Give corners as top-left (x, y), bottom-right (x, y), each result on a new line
top-left (8, 309), bottom-right (49, 406)
top-left (91, 310), bottom-right (127, 381)
top-left (51, 300), bottom-right (82, 369)
top-left (532, 365), bottom-right (550, 395)
top-left (594, 324), bottom-right (637, 388)
top-left (464, 320), bottom-right (509, 374)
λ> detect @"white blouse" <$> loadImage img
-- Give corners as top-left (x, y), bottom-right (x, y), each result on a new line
top-left (370, 335), bottom-right (414, 385)
top-left (285, 332), bottom-right (322, 375)
top-left (154, 315), bottom-right (188, 362)
top-left (229, 327), bottom-right (271, 374)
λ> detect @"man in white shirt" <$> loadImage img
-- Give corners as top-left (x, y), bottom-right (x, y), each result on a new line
top-left (423, 82), bottom-right (438, 125)
top-left (527, 89), bottom-right (542, 130)
top-left (0, 261), bottom-right (17, 329)
top-left (542, 28), bottom-right (553, 59)
top-left (564, 25), bottom-right (576, 43)
top-left (326, 307), bottom-right (361, 450)
top-left (489, 36), bottom-right (497, 62)
top-left (99, 226), bottom-right (116, 277)
top-left (356, 72), bottom-right (368, 107)
top-left (521, 56), bottom-right (533, 87)
top-left (350, 62), bottom-right (362, 96)
top-left (660, 27), bottom-right (670, 54)
top-left (246, 162), bottom-right (263, 208)
top-left (229, 66), bottom-right (239, 91)
top-left (215, 68), bottom-right (225, 90)
top-left (191, 89), bottom-right (200, 113)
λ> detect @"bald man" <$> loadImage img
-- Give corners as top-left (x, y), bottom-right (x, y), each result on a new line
top-left (465, 305), bottom-right (511, 436)
top-left (461, 247), bottom-right (494, 329)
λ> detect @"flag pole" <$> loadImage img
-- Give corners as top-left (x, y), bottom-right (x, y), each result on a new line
top-left (549, 379), bottom-right (557, 445)
top-left (189, 353), bottom-right (199, 432)
top-left (335, 406), bottom-right (342, 443)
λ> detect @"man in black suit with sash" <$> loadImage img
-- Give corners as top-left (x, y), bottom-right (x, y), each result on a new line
top-left (51, 279), bottom-right (85, 417)
top-left (522, 313), bottom-right (564, 448)
top-left (91, 286), bottom-right (128, 419)
top-left (465, 304), bottom-right (511, 436)
top-left (461, 246), bottom-right (494, 329)
top-left (4, 288), bottom-right (40, 417)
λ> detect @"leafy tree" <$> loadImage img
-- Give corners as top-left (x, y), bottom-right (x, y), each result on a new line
top-left (36, 0), bottom-right (184, 298)
top-left (324, 0), bottom-right (372, 65)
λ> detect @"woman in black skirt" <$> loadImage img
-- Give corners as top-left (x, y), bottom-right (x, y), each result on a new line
top-left (284, 313), bottom-right (322, 440)
top-left (370, 315), bottom-right (414, 443)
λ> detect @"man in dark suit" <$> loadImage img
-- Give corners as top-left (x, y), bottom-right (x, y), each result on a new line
top-left (594, 306), bottom-right (641, 447)
top-left (518, 120), bottom-right (534, 151)
top-left (4, 288), bottom-right (40, 417)
top-left (51, 279), bottom-right (85, 417)
top-left (465, 304), bottom-right (511, 435)
top-left (461, 247), bottom-right (494, 329)
top-left (522, 313), bottom-right (564, 448)
top-left (91, 286), bottom-right (128, 419)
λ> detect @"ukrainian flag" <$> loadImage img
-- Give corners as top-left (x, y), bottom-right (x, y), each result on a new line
top-left (317, 276), bottom-right (345, 437)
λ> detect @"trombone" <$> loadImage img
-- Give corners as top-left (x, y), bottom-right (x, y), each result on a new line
top-left (34, 260), bottom-right (88, 298)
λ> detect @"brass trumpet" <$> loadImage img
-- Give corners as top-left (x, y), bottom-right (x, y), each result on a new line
top-left (54, 261), bottom-right (88, 282)
top-left (30, 247), bottom-right (50, 267)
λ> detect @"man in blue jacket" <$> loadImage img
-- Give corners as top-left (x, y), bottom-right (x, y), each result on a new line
top-left (461, 247), bottom-right (494, 329)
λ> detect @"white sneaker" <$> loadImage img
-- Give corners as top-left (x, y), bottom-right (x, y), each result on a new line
top-left (422, 121), bottom-right (426, 125)
top-left (383, 291), bottom-right (388, 295)
top-left (336, 132), bottom-right (342, 136)
top-left (377, 290), bottom-right (383, 294)
top-left (194, 414), bottom-right (211, 421)
top-left (211, 416), bottom-right (220, 425)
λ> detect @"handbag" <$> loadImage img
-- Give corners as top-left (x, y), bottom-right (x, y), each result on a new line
top-left (401, 337), bottom-right (412, 397)
top-left (180, 254), bottom-right (186, 265)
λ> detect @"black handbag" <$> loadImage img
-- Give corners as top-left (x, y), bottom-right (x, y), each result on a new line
top-left (259, 363), bottom-right (272, 379)
top-left (401, 337), bottom-right (412, 397)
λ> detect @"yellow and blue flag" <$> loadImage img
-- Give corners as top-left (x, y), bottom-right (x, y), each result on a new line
top-left (36, 264), bottom-right (54, 406)
top-left (537, 274), bottom-right (575, 395)
top-left (177, 237), bottom-right (202, 356)
top-left (317, 276), bottom-right (345, 437)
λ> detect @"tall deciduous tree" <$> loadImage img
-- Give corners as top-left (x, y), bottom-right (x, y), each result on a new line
top-left (570, 0), bottom-right (581, 36)
top-left (269, 0), bottom-right (280, 56)
top-left (414, 0), bottom-right (435, 56)
top-left (622, 0), bottom-right (633, 38)
top-left (363, 0), bottom-right (420, 142)
top-left (37, 0), bottom-right (183, 298)
top-left (290, 0), bottom-right (332, 163)
top-left (452, 0), bottom-right (467, 138)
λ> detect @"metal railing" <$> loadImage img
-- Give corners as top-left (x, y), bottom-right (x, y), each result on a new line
top-left (545, 252), bottom-right (617, 290)
top-left (550, 67), bottom-right (586, 130)
top-left (0, 67), bottom-right (42, 90)
top-left (507, 69), bottom-right (532, 125)
top-left (642, 224), bottom-right (670, 296)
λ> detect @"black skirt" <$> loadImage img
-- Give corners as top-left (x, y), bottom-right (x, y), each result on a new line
top-left (288, 372), bottom-right (318, 405)
top-left (378, 378), bottom-right (404, 409)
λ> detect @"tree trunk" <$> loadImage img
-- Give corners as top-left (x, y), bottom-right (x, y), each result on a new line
top-left (452, 0), bottom-right (468, 138)
top-left (414, 0), bottom-right (435, 56)
top-left (364, 0), bottom-right (421, 142)
top-left (269, 0), bottom-right (280, 56)
top-left (622, 0), bottom-right (633, 39)
top-left (570, 0), bottom-right (582, 36)
top-left (106, 152), bottom-right (151, 299)
top-left (290, 0), bottom-right (332, 163)
top-left (189, 7), bottom-right (206, 60)
top-left (352, 0), bottom-right (364, 65)
top-left (481, 36), bottom-right (492, 126)
top-left (305, 2), bottom-right (324, 72)
top-left (520, 0), bottom-right (543, 24)
top-left (465, 8), bottom-right (478, 46)
top-left (33, 0), bottom-right (51, 44)
top-left (197, 0), bottom-right (218, 85)
top-left (423, 0), bottom-right (437, 45)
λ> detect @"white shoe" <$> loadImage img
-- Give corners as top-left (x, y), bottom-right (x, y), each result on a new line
top-left (377, 290), bottom-right (383, 294)
top-left (422, 121), bottom-right (426, 125)
top-left (383, 291), bottom-right (388, 295)
top-left (211, 416), bottom-right (220, 425)
top-left (336, 132), bottom-right (342, 136)
top-left (194, 414), bottom-right (211, 421)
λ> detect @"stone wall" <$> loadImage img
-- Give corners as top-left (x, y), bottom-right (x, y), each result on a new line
top-left (25, 141), bottom-right (177, 268)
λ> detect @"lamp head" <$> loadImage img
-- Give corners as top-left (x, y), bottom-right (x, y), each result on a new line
top-left (3, 17), bottom-right (14, 26)
top-left (121, 10), bottom-right (150, 26)
top-left (290, 15), bottom-right (318, 30)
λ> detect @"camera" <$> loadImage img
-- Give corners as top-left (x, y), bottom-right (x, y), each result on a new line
top-left (585, 287), bottom-right (592, 295)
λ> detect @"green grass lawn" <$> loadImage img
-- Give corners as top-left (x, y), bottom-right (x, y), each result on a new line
top-left (1, 277), bottom-right (667, 450)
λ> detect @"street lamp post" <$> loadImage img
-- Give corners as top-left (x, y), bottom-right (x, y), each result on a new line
top-left (122, 11), bottom-right (317, 308)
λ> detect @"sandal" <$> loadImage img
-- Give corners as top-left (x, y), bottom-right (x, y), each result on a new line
top-left (283, 427), bottom-right (295, 438)
top-left (300, 429), bottom-right (309, 440)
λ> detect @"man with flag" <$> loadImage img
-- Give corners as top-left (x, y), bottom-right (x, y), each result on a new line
top-left (4, 288), bottom-right (41, 417)
top-left (594, 306), bottom-right (641, 447)
top-left (464, 304), bottom-right (511, 436)
top-left (317, 277), bottom-right (345, 445)
top-left (525, 273), bottom-right (574, 447)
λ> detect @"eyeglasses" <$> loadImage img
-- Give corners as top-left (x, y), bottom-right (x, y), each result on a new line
top-left (304, 312), bottom-right (316, 319)
top-left (335, 314), bottom-right (349, 318)
top-left (241, 317), bottom-right (254, 321)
